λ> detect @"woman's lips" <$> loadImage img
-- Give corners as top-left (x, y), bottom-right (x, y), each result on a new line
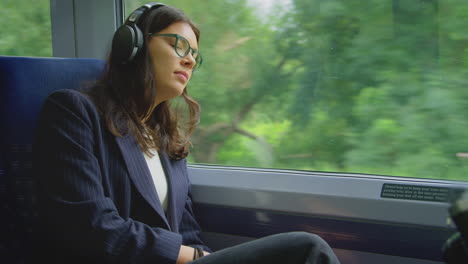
top-left (175, 71), bottom-right (188, 82)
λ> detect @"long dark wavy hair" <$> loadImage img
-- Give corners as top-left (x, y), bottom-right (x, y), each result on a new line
top-left (84, 5), bottom-right (201, 160)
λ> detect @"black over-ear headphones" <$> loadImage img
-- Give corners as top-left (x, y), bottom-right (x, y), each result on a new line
top-left (112, 2), bottom-right (166, 64)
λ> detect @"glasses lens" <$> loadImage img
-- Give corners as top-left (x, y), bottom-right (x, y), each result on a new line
top-left (176, 37), bottom-right (190, 57)
top-left (193, 53), bottom-right (202, 71)
top-left (174, 35), bottom-right (202, 71)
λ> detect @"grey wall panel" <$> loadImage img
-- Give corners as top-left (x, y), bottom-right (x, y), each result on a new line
top-left (188, 165), bottom-right (468, 228)
top-left (189, 165), bottom-right (463, 263)
top-left (50, 0), bottom-right (76, 57)
top-left (50, 0), bottom-right (121, 59)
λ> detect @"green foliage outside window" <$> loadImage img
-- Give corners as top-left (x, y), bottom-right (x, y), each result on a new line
top-left (3, 0), bottom-right (466, 181)
top-left (0, 0), bottom-right (52, 57)
top-left (125, 0), bottom-right (468, 181)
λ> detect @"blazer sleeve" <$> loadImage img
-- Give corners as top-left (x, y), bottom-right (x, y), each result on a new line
top-left (33, 90), bottom-right (182, 264)
top-left (179, 171), bottom-right (213, 253)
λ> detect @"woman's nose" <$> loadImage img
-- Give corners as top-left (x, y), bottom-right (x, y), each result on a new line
top-left (182, 53), bottom-right (196, 69)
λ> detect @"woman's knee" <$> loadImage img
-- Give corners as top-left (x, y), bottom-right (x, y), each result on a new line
top-left (287, 231), bottom-right (330, 249)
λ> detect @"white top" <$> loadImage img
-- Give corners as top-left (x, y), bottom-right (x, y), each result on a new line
top-left (143, 149), bottom-right (168, 212)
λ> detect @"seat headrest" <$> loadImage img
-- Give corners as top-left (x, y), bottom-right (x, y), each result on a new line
top-left (0, 56), bottom-right (105, 144)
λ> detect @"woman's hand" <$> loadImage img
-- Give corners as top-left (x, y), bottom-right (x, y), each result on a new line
top-left (176, 245), bottom-right (194, 264)
top-left (176, 245), bottom-right (211, 264)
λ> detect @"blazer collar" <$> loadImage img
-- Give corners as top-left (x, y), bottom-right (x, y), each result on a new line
top-left (158, 152), bottom-right (189, 233)
top-left (115, 134), bottom-right (188, 232)
top-left (115, 135), bottom-right (171, 230)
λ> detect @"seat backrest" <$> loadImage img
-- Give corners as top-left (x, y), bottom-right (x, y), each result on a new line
top-left (0, 56), bottom-right (105, 263)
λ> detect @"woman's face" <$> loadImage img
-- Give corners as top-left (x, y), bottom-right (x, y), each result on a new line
top-left (148, 21), bottom-right (198, 105)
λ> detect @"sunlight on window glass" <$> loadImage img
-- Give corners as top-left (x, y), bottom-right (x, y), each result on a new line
top-left (0, 0), bottom-right (52, 57)
top-left (125, 0), bottom-right (468, 181)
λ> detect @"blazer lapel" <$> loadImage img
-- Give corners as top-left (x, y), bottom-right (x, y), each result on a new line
top-left (115, 135), bottom-right (171, 230)
top-left (159, 152), bottom-right (188, 232)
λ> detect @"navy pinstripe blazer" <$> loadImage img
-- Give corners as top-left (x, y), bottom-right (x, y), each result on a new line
top-left (32, 89), bottom-right (210, 264)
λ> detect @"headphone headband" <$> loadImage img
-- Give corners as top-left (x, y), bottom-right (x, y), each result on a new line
top-left (126, 2), bottom-right (165, 25)
top-left (112, 2), bottom-right (166, 64)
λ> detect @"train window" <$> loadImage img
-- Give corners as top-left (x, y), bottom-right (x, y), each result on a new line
top-left (0, 0), bottom-right (52, 57)
top-left (126, 0), bottom-right (467, 181)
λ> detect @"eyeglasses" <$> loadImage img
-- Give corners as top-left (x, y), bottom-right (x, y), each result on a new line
top-left (149, 33), bottom-right (202, 71)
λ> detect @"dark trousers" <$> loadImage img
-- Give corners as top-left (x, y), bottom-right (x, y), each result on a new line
top-left (191, 232), bottom-right (341, 264)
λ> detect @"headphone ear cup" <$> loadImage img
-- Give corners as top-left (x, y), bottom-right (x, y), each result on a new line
top-left (112, 3), bottom-right (165, 64)
top-left (132, 25), bottom-right (144, 60)
top-left (112, 25), bottom-right (139, 64)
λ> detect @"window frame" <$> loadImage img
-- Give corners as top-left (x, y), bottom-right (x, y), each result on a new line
top-left (50, 0), bottom-right (123, 59)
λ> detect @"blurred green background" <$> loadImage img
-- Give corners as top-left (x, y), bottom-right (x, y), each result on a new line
top-left (3, 0), bottom-right (468, 181)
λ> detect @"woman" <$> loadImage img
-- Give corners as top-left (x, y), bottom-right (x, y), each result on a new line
top-left (32, 3), bottom-right (340, 264)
